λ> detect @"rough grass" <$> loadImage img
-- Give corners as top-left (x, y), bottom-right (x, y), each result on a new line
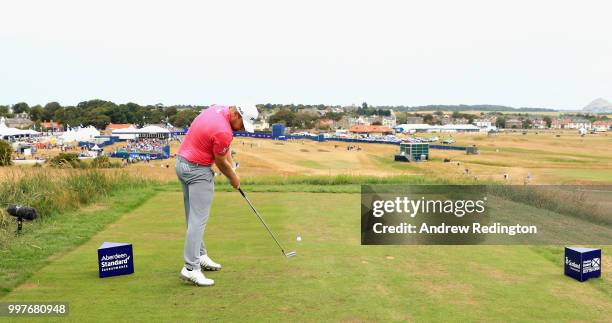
top-left (0, 169), bottom-right (153, 232)
top-left (0, 187), bottom-right (158, 297)
top-left (0, 169), bottom-right (158, 269)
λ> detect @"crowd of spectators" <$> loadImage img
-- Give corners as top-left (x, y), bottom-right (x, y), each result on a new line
top-left (121, 138), bottom-right (168, 153)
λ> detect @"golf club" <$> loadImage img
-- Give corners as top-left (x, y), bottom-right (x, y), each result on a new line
top-left (238, 188), bottom-right (297, 258)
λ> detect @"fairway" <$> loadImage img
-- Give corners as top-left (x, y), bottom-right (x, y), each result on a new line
top-left (2, 189), bottom-right (610, 321)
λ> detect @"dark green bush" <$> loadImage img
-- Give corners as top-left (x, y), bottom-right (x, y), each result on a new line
top-left (91, 156), bottom-right (122, 168)
top-left (49, 153), bottom-right (81, 168)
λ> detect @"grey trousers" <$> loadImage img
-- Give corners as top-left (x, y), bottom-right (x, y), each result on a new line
top-left (175, 156), bottom-right (215, 270)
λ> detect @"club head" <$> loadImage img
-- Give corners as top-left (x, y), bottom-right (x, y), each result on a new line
top-left (284, 251), bottom-right (297, 257)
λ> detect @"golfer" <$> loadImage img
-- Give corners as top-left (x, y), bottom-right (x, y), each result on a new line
top-left (176, 104), bottom-right (258, 286)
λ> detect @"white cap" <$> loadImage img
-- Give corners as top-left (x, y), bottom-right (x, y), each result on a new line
top-left (236, 104), bottom-right (259, 133)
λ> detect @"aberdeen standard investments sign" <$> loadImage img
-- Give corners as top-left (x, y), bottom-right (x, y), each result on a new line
top-left (98, 242), bottom-right (134, 278)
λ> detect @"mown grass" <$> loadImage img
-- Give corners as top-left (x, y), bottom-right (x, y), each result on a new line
top-left (2, 191), bottom-right (609, 321)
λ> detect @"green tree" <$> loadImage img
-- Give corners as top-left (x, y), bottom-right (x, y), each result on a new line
top-left (0, 140), bottom-right (13, 166)
top-left (43, 102), bottom-right (62, 121)
top-left (496, 117), bottom-right (506, 128)
top-left (0, 105), bottom-right (10, 117)
top-left (12, 102), bottom-right (30, 114)
top-left (148, 108), bottom-right (165, 124)
top-left (165, 106), bottom-right (178, 119)
top-left (543, 116), bottom-right (552, 128)
top-left (29, 105), bottom-right (44, 121)
top-left (326, 112), bottom-right (344, 121)
top-left (172, 109), bottom-right (199, 128)
top-left (396, 112), bottom-right (407, 124)
top-left (269, 109), bottom-right (297, 126)
top-left (294, 112), bottom-right (318, 128)
top-left (522, 119), bottom-right (533, 129)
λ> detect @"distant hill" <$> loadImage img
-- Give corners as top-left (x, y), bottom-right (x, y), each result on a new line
top-left (583, 98), bottom-right (612, 113)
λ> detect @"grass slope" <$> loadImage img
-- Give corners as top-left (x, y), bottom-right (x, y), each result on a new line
top-left (0, 187), bottom-right (158, 297)
top-left (2, 191), bottom-right (610, 322)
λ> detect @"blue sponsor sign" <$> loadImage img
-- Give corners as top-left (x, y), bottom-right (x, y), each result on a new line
top-left (564, 247), bottom-right (601, 282)
top-left (98, 242), bottom-right (134, 278)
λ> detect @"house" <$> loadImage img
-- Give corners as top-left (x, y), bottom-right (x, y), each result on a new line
top-left (473, 119), bottom-right (492, 128)
top-left (551, 117), bottom-right (569, 129)
top-left (452, 117), bottom-right (469, 125)
top-left (301, 107), bottom-right (325, 116)
top-left (552, 117), bottom-right (591, 129)
top-left (254, 118), bottom-right (270, 131)
top-left (405, 116), bottom-right (424, 124)
top-left (317, 118), bottom-right (335, 130)
top-left (505, 119), bottom-right (523, 129)
top-left (382, 115), bottom-right (397, 128)
top-left (40, 120), bottom-right (63, 131)
top-left (567, 118), bottom-right (591, 130)
top-left (592, 120), bottom-right (612, 132)
top-left (531, 118), bottom-right (548, 129)
top-left (6, 112), bottom-right (34, 129)
top-left (394, 124), bottom-right (481, 133)
top-left (440, 115), bottom-right (453, 125)
top-left (348, 125), bottom-right (393, 136)
top-left (348, 116), bottom-right (372, 127)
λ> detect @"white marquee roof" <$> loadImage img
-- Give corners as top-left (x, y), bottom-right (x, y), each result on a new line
top-left (0, 117), bottom-right (40, 137)
top-left (112, 125), bottom-right (170, 134)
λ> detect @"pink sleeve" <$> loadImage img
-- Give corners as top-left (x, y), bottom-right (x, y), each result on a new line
top-left (212, 132), bottom-right (232, 157)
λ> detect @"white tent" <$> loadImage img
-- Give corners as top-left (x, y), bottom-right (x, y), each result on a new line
top-left (112, 125), bottom-right (138, 140)
top-left (61, 125), bottom-right (100, 142)
top-left (139, 125), bottom-right (170, 134)
top-left (112, 125), bottom-right (170, 139)
top-left (0, 117), bottom-right (40, 139)
top-left (91, 144), bottom-right (101, 151)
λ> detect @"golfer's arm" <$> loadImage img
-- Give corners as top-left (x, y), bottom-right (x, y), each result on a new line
top-left (214, 153), bottom-right (238, 181)
top-left (225, 150), bottom-right (235, 169)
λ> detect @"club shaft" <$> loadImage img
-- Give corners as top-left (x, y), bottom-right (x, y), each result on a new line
top-left (239, 189), bottom-right (287, 254)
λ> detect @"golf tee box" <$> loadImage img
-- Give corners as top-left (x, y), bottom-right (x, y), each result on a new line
top-left (98, 242), bottom-right (134, 278)
top-left (564, 247), bottom-right (601, 282)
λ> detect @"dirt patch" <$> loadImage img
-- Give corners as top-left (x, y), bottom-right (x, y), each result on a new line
top-left (299, 149), bottom-right (310, 152)
top-left (80, 204), bottom-right (105, 214)
top-left (18, 282), bottom-right (39, 290)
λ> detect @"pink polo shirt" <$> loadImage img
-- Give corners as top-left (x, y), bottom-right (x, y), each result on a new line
top-left (178, 105), bottom-right (233, 166)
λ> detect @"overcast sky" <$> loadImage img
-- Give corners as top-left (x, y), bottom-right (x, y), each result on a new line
top-left (1, 0), bottom-right (610, 109)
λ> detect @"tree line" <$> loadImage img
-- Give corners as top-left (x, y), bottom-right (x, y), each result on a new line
top-left (0, 100), bottom-right (204, 129)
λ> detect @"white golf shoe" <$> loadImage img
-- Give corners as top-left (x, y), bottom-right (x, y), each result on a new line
top-left (180, 267), bottom-right (214, 286)
top-left (199, 254), bottom-right (222, 271)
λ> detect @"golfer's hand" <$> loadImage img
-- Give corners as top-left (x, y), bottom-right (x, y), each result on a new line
top-left (230, 175), bottom-right (240, 190)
